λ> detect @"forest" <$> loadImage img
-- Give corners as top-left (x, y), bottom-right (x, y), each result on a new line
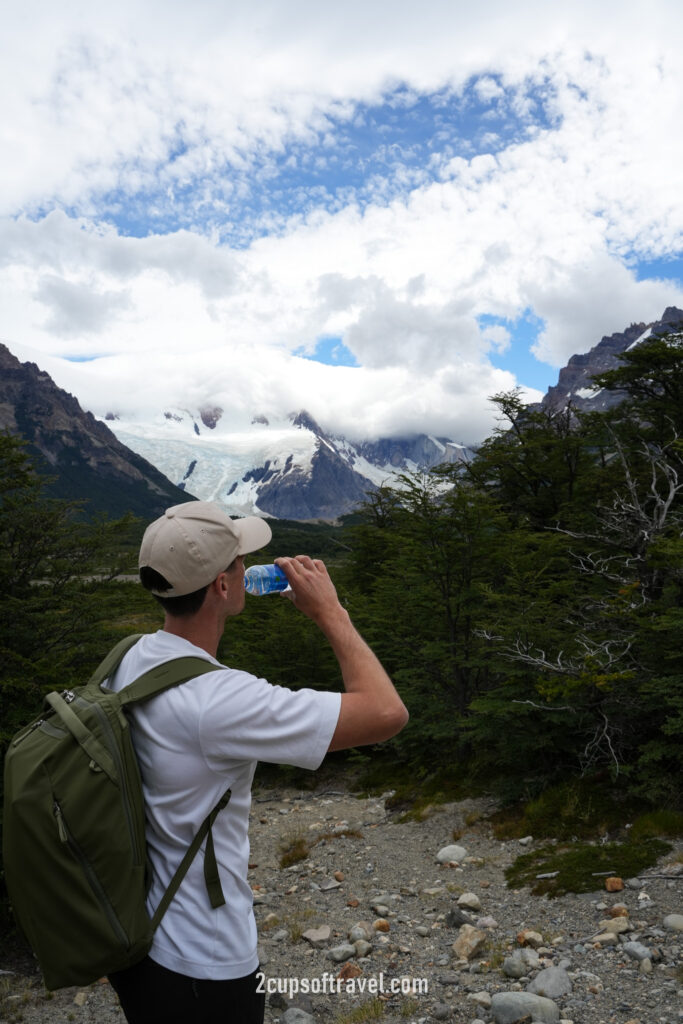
top-left (1, 330), bottom-right (681, 858)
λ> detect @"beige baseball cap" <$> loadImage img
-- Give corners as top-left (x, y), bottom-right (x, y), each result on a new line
top-left (139, 501), bottom-right (272, 597)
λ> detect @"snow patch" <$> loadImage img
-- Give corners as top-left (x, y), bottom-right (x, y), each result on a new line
top-left (627, 326), bottom-right (652, 350)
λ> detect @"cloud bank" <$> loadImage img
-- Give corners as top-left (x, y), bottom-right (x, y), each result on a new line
top-left (1, 1), bottom-right (683, 443)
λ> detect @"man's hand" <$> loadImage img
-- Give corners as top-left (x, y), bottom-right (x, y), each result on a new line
top-left (274, 554), bottom-right (408, 751)
top-left (274, 555), bottom-right (346, 629)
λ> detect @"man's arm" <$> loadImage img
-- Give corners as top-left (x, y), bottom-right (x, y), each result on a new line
top-left (275, 555), bottom-right (409, 751)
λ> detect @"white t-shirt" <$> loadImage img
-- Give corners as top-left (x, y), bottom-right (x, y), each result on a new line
top-left (106, 630), bottom-right (341, 980)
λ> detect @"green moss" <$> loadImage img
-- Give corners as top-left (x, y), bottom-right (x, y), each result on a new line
top-left (490, 778), bottom-right (650, 842)
top-left (630, 809), bottom-right (683, 840)
top-left (505, 838), bottom-right (671, 897)
top-left (359, 764), bottom-right (474, 820)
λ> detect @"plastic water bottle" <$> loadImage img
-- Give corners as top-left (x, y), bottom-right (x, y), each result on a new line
top-left (244, 564), bottom-right (290, 596)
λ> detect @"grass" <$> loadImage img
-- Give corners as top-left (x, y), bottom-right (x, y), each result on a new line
top-left (488, 778), bottom-right (653, 842)
top-left (354, 761), bottom-right (473, 809)
top-left (505, 837), bottom-right (672, 897)
top-left (0, 975), bottom-right (37, 1024)
top-left (399, 997), bottom-right (421, 1017)
top-left (278, 831), bottom-right (311, 868)
top-left (629, 809), bottom-right (683, 840)
top-left (334, 997), bottom-right (385, 1024)
top-left (278, 826), bottom-right (363, 868)
top-left (287, 906), bottom-right (316, 942)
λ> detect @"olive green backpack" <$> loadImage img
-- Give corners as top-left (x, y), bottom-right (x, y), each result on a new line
top-left (3, 635), bottom-right (231, 991)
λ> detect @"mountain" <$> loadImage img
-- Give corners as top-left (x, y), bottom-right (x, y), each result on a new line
top-left (540, 306), bottom-right (683, 415)
top-left (108, 407), bottom-right (472, 520)
top-left (0, 343), bottom-right (194, 518)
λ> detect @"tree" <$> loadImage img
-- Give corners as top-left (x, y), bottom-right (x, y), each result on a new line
top-left (465, 390), bottom-right (598, 530)
top-left (347, 472), bottom-right (509, 765)
top-left (0, 434), bottom-right (133, 743)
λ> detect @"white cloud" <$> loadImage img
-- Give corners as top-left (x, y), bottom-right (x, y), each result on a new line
top-left (1, 1), bottom-right (683, 446)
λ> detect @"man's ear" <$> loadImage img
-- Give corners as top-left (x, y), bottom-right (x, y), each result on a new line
top-left (210, 572), bottom-right (230, 598)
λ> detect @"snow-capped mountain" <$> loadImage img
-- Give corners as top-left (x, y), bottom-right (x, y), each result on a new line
top-left (539, 306), bottom-right (683, 415)
top-left (107, 406), bottom-right (472, 520)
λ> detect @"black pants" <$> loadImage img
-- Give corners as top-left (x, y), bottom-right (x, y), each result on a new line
top-left (108, 956), bottom-right (265, 1024)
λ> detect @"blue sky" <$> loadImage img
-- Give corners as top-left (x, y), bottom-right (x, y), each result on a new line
top-left (2, 1), bottom-right (682, 443)
top-left (86, 78), bottom-right (557, 248)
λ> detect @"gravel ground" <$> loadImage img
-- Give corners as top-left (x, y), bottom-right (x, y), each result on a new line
top-left (1, 784), bottom-right (681, 1024)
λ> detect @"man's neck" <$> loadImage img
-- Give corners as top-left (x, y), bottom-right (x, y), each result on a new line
top-left (162, 616), bottom-right (223, 659)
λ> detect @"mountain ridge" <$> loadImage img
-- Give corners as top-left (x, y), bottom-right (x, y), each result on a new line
top-left (0, 343), bottom-right (193, 518)
top-left (539, 306), bottom-right (683, 415)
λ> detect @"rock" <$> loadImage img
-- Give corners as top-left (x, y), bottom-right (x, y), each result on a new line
top-left (282, 1009), bottom-right (316, 1024)
top-left (452, 924), bottom-right (488, 960)
top-left (457, 892), bottom-right (482, 912)
top-left (502, 956), bottom-right (527, 980)
top-left (445, 907), bottom-right (474, 929)
top-left (415, 925), bottom-right (430, 937)
top-left (348, 923), bottom-right (373, 942)
top-left (268, 991), bottom-right (288, 1010)
top-left (437, 971), bottom-right (460, 986)
top-left (467, 990), bottom-right (492, 1009)
top-left (477, 915), bottom-right (499, 929)
top-left (503, 947), bottom-right (540, 977)
top-left (598, 916), bottom-right (630, 934)
top-left (639, 957), bottom-right (652, 974)
top-left (302, 925), bottom-right (331, 948)
top-left (333, 870), bottom-right (345, 882)
top-left (622, 940), bottom-right (651, 961)
top-left (491, 991), bottom-right (560, 1023)
top-left (518, 835), bottom-right (533, 845)
top-left (605, 876), bottom-right (624, 892)
top-left (430, 1003), bottom-right (452, 1020)
top-left (327, 944), bottom-right (356, 963)
top-left (372, 918), bottom-right (390, 932)
top-left (593, 932), bottom-right (619, 946)
top-left (607, 904), bottom-right (629, 918)
top-left (353, 940), bottom-right (373, 957)
top-left (526, 966), bottom-right (573, 998)
top-left (436, 844), bottom-right (468, 863)
top-left (663, 913), bottom-right (683, 932)
top-left (517, 929), bottom-right (544, 948)
top-left (319, 876), bottom-right (341, 891)
top-left (337, 962), bottom-right (363, 981)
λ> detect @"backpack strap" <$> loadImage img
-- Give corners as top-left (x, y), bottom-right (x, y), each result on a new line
top-left (117, 656), bottom-right (219, 707)
top-left (151, 788), bottom-right (232, 929)
top-left (44, 692), bottom-right (119, 784)
top-left (86, 634), bottom-right (144, 689)
top-left (88, 638), bottom-right (230, 915)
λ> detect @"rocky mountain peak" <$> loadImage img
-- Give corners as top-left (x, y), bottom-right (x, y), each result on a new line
top-left (0, 342), bottom-right (192, 517)
top-left (540, 307), bottom-right (683, 415)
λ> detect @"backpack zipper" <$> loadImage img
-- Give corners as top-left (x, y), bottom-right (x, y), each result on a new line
top-left (12, 718), bottom-right (45, 746)
top-left (53, 800), bottom-right (130, 950)
top-left (81, 699), bottom-right (143, 866)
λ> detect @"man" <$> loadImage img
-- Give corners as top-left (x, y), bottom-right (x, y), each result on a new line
top-left (106, 501), bottom-right (408, 1024)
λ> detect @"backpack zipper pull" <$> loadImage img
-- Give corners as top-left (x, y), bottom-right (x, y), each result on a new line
top-left (12, 718), bottom-right (44, 747)
top-left (61, 690), bottom-right (76, 704)
top-left (53, 801), bottom-right (68, 843)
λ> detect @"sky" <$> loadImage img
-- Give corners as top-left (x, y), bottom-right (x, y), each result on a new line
top-left (2, 0), bottom-right (683, 445)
